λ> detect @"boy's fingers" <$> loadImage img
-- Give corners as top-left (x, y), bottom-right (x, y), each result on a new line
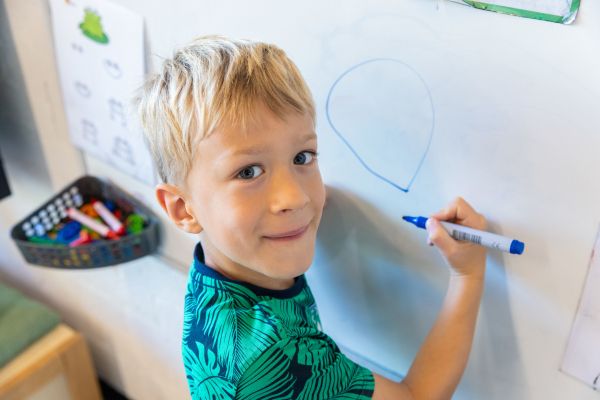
top-left (426, 218), bottom-right (455, 253)
top-left (431, 197), bottom-right (472, 220)
top-left (430, 197), bottom-right (486, 230)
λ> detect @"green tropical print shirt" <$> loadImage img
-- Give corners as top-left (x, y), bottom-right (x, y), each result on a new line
top-left (182, 243), bottom-right (375, 399)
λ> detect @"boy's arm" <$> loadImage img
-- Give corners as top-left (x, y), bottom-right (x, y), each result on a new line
top-left (372, 197), bottom-right (487, 400)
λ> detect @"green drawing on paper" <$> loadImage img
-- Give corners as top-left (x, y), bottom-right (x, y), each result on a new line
top-left (452, 0), bottom-right (580, 24)
top-left (79, 9), bottom-right (109, 44)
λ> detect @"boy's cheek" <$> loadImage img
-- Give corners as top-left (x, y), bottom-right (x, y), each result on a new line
top-left (323, 186), bottom-right (329, 209)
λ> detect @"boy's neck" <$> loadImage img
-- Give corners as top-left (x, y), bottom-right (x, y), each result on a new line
top-left (202, 244), bottom-right (296, 291)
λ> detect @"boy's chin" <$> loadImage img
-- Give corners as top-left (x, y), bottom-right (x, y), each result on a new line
top-left (267, 256), bottom-right (313, 279)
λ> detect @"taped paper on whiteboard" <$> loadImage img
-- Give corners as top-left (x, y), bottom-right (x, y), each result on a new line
top-left (448, 0), bottom-right (580, 24)
top-left (561, 225), bottom-right (600, 390)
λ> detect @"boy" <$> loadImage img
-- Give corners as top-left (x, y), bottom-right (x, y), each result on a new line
top-left (136, 36), bottom-right (487, 399)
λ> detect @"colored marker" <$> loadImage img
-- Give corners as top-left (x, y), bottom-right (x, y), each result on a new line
top-left (56, 221), bottom-right (82, 243)
top-left (125, 214), bottom-right (145, 234)
top-left (402, 215), bottom-right (525, 255)
top-left (69, 230), bottom-right (93, 247)
top-left (93, 201), bottom-right (125, 235)
top-left (29, 235), bottom-right (58, 245)
top-left (67, 207), bottom-right (119, 240)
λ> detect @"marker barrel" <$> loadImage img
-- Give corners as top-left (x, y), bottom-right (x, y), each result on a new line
top-left (93, 201), bottom-right (125, 235)
top-left (403, 215), bottom-right (525, 255)
top-left (439, 221), bottom-right (523, 254)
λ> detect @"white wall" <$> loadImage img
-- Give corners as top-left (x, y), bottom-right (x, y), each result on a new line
top-left (0, 163), bottom-right (190, 400)
top-left (0, 1), bottom-right (189, 398)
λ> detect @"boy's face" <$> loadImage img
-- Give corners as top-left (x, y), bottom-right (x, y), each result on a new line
top-left (185, 105), bottom-right (326, 290)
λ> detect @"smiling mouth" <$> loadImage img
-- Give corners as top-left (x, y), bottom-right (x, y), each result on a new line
top-left (264, 224), bottom-right (310, 241)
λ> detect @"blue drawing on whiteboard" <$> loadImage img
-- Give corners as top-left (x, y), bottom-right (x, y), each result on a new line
top-left (326, 58), bottom-right (435, 193)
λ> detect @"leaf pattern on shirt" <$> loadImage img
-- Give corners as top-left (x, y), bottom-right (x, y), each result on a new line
top-left (182, 262), bottom-right (374, 400)
top-left (183, 340), bottom-right (236, 399)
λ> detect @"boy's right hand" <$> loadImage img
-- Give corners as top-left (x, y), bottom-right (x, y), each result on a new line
top-left (426, 197), bottom-right (487, 279)
top-left (372, 197), bottom-right (487, 400)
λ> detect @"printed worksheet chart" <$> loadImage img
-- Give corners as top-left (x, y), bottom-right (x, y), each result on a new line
top-left (50, 0), bottom-right (155, 184)
top-left (562, 225), bottom-right (600, 390)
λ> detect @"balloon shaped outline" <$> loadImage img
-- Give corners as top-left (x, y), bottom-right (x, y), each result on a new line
top-left (325, 58), bottom-right (435, 193)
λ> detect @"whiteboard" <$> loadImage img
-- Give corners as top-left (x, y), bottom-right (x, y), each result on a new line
top-left (89, 1), bottom-right (600, 398)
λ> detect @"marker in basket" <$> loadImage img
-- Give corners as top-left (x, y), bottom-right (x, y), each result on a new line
top-left (402, 215), bottom-right (525, 255)
top-left (67, 207), bottom-right (119, 240)
top-left (92, 201), bottom-right (125, 235)
top-left (69, 230), bottom-right (93, 247)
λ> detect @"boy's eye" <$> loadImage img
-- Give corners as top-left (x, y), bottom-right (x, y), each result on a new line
top-left (235, 152), bottom-right (317, 180)
top-left (237, 165), bottom-right (264, 180)
top-left (294, 151), bottom-right (317, 165)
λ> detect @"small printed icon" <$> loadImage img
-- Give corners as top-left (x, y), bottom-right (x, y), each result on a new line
top-left (79, 8), bottom-right (109, 44)
top-left (104, 59), bottom-right (122, 79)
top-left (108, 98), bottom-right (127, 127)
top-left (81, 119), bottom-right (98, 145)
top-left (71, 42), bottom-right (83, 53)
top-left (75, 81), bottom-right (91, 97)
top-left (112, 136), bottom-right (135, 165)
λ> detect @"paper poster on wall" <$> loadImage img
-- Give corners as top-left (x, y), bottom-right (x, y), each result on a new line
top-left (449, 0), bottom-right (580, 24)
top-left (561, 225), bottom-right (600, 390)
top-left (49, 0), bottom-right (156, 185)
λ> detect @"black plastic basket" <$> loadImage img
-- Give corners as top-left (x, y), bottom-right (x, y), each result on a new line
top-left (10, 175), bottom-right (160, 268)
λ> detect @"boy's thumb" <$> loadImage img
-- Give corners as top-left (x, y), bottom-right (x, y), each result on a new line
top-left (426, 218), bottom-right (454, 253)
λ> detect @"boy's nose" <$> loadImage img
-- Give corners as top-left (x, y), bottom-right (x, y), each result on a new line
top-left (268, 169), bottom-right (310, 214)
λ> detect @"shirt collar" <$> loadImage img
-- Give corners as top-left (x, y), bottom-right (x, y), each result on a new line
top-left (193, 242), bottom-right (306, 299)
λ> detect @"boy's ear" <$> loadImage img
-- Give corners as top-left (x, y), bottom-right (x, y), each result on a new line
top-left (155, 183), bottom-right (203, 234)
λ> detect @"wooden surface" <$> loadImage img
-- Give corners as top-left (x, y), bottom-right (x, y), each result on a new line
top-left (0, 324), bottom-right (102, 400)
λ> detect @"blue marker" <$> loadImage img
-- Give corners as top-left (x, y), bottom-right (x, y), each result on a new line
top-left (403, 216), bottom-right (525, 255)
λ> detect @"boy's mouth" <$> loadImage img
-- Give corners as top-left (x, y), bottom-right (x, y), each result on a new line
top-left (264, 224), bottom-right (309, 241)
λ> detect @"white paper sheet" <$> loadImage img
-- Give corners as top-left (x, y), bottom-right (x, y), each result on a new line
top-left (49, 0), bottom-right (156, 184)
top-left (561, 226), bottom-right (600, 390)
top-left (448, 0), bottom-right (578, 23)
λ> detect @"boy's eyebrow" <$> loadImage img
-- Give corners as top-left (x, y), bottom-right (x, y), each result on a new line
top-left (299, 132), bottom-right (318, 143)
top-left (224, 132), bottom-right (317, 158)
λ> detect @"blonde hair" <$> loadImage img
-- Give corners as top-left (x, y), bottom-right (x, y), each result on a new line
top-left (135, 35), bottom-right (315, 185)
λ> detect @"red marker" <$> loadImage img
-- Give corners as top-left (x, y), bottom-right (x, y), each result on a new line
top-left (69, 230), bottom-right (93, 247)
